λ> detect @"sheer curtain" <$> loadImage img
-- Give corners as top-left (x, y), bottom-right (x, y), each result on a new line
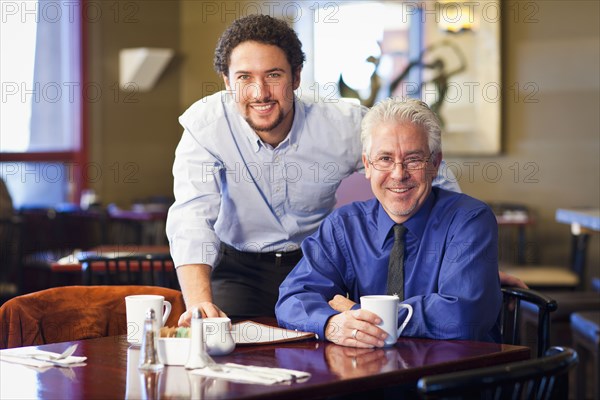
top-left (29, 0), bottom-right (82, 151)
top-left (0, 0), bottom-right (82, 208)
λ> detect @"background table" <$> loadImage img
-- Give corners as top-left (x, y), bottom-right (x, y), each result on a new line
top-left (0, 333), bottom-right (529, 399)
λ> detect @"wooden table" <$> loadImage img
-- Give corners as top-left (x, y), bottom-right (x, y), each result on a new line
top-left (0, 335), bottom-right (529, 399)
top-left (556, 208), bottom-right (600, 233)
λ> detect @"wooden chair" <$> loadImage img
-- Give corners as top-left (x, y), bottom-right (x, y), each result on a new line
top-left (0, 285), bottom-right (185, 349)
top-left (417, 346), bottom-right (578, 400)
top-left (501, 287), bottom-right (557, 358)
top-left (18, 207), bottom-right (107, 293)
top-left (520, 291), bottom-right (600, 356)
top-left (570, 311), bottom-right (600, 400)
top-left (0, 216), bottom-right (23, 302)
top-left (80, 253), bottom-right (178, 289)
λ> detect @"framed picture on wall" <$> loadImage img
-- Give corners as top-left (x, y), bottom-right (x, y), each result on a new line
top-left (299, 0), bottom-right (502, 156)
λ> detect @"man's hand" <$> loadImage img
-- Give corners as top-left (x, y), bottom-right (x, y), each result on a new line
top-left (177, 302), bottom-right (227, 327)
top-left (328, 294), bottom-right (356, 313)
top-left (499, 271), bottom-right (528, 289)
top-left (176, 263), bottom-right (226, 326)
top-left (325, 309), bottom-right (387, 348)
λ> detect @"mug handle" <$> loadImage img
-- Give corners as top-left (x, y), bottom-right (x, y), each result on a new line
top-left (162, 300), bottom-right (172, 326)
top-left (396, 303), bottom-right (413, 336)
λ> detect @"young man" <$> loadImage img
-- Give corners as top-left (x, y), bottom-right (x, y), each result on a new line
top-left (167, 15), bottom-right (519, 325)
top-left (276, 98), bottom-right (502, 346)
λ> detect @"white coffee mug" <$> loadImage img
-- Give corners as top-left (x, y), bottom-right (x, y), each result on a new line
top-left (125, 295), bottom-right (172, 345)
top-left (360, 295), bottom-right (413, 347)
top-left (203, 317), bottom-right (236, 356)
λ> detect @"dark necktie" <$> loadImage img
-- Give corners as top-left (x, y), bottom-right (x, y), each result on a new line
top-left (386, 224), bottom-right (407, 299)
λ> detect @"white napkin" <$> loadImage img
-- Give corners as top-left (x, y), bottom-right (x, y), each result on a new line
top-left (0, 348), bottom-right (87, 368)
top-left (191, 363), bottom-right (310, 385)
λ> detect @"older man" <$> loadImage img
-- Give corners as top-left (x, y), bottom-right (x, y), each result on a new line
top-left (276, 97), bottom-right (502, 347)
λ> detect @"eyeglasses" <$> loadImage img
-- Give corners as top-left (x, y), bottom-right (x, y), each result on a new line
top-left (368, 152), bottom-right (434, 171)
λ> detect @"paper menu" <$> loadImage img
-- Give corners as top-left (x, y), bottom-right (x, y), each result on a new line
top-left (232, 321), bottom-right (315, 345)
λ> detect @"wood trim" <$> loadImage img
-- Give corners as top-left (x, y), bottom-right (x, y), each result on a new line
top-left (77, 0), bottom-right (90, 200)
top-left (0, 152), bottom-right (78, 162)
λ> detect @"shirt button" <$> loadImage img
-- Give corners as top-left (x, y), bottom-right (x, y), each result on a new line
top-left (274, 156), bottom-right (280, 162)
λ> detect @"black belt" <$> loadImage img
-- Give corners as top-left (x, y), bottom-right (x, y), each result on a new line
top-left (222, 244), bottom-right (303, 266)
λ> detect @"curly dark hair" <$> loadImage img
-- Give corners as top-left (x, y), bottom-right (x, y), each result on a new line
top-left (214, 14), bottom-right (305, 77)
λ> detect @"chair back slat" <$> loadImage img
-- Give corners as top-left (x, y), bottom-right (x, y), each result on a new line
top-left (80, 253), bottom-right (178, 289)
top-left (501, 287), bottom-right (558, 358)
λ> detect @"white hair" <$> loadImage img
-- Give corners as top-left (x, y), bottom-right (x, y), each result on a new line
top-left (361, 97), bottom-right (442, 156)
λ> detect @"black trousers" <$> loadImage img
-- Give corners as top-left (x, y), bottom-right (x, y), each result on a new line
top-left (211, 245), bottom-right (303, 318)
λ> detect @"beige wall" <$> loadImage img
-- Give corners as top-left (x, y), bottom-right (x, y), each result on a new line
top-left (88, 1), bottom-right (181, 207)
top-left (453, 1), bottom-right (599, 281)
top-left (89, 1), bottom-right (599, 284)
top-left (179, 0), bottom-right (229, 109)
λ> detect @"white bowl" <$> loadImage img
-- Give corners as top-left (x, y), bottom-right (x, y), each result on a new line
top-left (157, 337), bottom-right (190, 365)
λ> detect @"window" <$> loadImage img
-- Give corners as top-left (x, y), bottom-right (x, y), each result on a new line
top-left (297, 1), bottom-right (422, 107)
top-left (1, 0), bottom-right (84, 208)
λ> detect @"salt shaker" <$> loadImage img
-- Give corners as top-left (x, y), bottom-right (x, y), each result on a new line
top-left (185, 308), bottom-right (209, 370)
top-left (139, 308), bottom-right (164, 371)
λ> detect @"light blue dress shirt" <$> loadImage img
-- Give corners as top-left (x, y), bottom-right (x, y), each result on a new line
top-left (166, 91), bottom-right (459, 269)
top-left (276, 188), bottom-right (502, 343)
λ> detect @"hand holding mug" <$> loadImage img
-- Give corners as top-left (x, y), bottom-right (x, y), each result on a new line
top-left (360, 295), bottom-right (413, 347)
top-left (325, 309), bottom-right (388, 348)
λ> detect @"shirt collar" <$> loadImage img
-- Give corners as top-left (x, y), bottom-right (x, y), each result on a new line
top-left (229, 93), bottom-right (303, 153)
top-left (375, 190), bottom-right (436, 249)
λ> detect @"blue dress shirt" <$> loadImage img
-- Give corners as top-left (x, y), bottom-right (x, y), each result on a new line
top-left (166, 91), bottom-right (460, 269)
top-left (276, 187), bottom-right (502, 342)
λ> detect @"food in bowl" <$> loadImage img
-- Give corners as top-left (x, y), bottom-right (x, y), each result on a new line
top-left (160, 326), bottom-right (190, 338)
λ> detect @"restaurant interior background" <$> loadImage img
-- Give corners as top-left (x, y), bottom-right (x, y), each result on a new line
top-left (0, 0), bottom-right (598, 295)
